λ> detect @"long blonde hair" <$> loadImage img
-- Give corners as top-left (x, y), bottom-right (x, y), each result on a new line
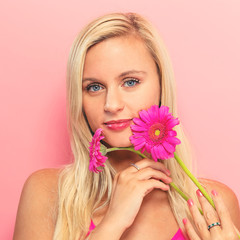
top-left (53, 12), bottom-right (203, 240)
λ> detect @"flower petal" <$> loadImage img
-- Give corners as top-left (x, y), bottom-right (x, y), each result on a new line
top-left (134, 141), bottom-right (146, 151)
top-left (89, 128), bottom-right (108, 173)
top-left (140, 145), bottom-right (146, 153)
top-left (133, 117), bottom-right (146, 127)
top-left (130, 136), bottom-right (145, 145)
top-left (162, 141), bottom-right (175, 154)
top-left (155, 144), bottom-right (166, 160)
top-left (145, 142), bottom-right (152, 153)
top-left (166, 118), bottom-right (180, 129)
top-left (159, 106), bottom-right (169, 121)
top-left (148, 105), bottom-right (158, 122)
top-left (139, 109), bottom-right (151, 123)
top-left (167, 130), bottom-right (177, 137)
top-left (166, 136), bottom-right (181, 145)
top-left (130, 125), bottom-right (147, 132)
top-left (151, 147), bottom-right (158, 161)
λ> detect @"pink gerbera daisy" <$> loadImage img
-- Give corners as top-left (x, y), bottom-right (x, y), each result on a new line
top-left (130, 105), bottom-right (181, 161)
top-left (89, 128), bottom-right (108, 173)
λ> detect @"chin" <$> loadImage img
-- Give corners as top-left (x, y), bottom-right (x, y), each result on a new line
top-left (102, 128), bottom-right (133, 148)
top-left (115, 141), bottom-right (132, 148)
top-left (103, 137), bottom-right (132, 148)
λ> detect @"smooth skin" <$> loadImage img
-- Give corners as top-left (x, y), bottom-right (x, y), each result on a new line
top-left (13, 35), bottom-right (240, 239)
top-left (183, 185), bottom-right (240, 240)
top-left (82, 35), bottom-right (161, 151)
top-left (13, 168), bottom-right (240, 239)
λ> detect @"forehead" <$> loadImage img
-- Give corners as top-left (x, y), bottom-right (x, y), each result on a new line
top-left (83, 35), bottom-right (157, 78)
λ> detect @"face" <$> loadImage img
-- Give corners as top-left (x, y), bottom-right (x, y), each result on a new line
top-left (82, 35), bottom-right (161, 147)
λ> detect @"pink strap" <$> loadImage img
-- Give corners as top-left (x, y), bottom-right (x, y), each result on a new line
top-left (171, 228), bottom-right (186, 240)
top-left (86, 219), bottom-right (96, 237)
top-left (86, 219), bottom-right (186, 239)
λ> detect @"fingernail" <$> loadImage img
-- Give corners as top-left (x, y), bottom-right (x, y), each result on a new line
top-left (187, 199), bottom-right (194, 207)
top-left (211, 190), bottom-right (218, 196)
top-left (196, 189), bottom-right (203, 197)
top-left (183, 218), bottom-right (187, 225)
top-left (166, 170), bottom-right (171, 176)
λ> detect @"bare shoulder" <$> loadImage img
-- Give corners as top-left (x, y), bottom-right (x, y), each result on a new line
top-left (13, 168), bottom-right (63, 240)
top-left (199, 178), bottom-right (240, 229)
top-left (24, 168), bottom-right (61, 192)
top-left (198, 178), bottom-right (239, 204)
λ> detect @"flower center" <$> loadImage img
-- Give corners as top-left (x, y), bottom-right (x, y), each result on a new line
top-left (155, 129), bottom-right (161, 136)
top-left (148, 123), bottom-right (165, 142)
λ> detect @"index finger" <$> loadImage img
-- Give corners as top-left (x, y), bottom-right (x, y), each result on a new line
top-left (132, 158), bottom-right (171, 176)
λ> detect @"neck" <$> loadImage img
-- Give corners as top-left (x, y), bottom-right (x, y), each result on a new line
top-left (107, 149), bottom-right (152, 173)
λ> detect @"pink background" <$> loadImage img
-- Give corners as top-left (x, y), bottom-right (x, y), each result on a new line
top-left (1, 0), bottom-right (240, 239)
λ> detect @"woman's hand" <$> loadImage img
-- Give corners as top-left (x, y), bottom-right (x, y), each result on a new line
top-left (102, 158), bottom-right (172, 233)
top-left (183, 189), bottom-right (239, 240)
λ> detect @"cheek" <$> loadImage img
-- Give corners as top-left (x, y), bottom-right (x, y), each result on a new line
top-left (133, 84), bottom-right (160, 108)
top-left (146, 80), bottom-right (161, 104)
top-left (83, 104), bottom-right (100, 130)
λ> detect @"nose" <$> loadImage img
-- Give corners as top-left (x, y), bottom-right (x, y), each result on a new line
top-left (104, 88), bottom-right (124, 113)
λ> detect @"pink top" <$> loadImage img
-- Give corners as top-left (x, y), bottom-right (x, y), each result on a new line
top-left (86, 220), bottom-right (186, 239)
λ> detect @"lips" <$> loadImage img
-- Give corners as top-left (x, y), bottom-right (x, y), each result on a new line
top-left (104, 119), bottom-right (132, 130)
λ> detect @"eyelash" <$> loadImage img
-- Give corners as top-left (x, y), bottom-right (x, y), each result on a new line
top-left (123, 78), bottom-right (140, 87)
top-left (86, 83), bottom-right (103, 92)
top-left (85, 78), bottom-right (140, 92)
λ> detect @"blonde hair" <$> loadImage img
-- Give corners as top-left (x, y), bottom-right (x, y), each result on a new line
top-left (53, 12), bottom-right (203, 240)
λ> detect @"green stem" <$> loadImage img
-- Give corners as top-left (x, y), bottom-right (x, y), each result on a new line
top-left (174, 152), bottom-right (215, 209)
top-left (170, 182), bottom-right (203, 215)
top-left (106, 147), bottom-right (147, 159)
top-left (170, 182), bottom-right (189, 201)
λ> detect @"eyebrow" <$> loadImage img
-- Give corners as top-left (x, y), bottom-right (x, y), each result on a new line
top-left (119, 70), bottom-right (147, 78)
top-left (82, 70), bottom-right (147, 82)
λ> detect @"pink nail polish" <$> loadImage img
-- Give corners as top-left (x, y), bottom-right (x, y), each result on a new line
top-left (196, 189), bottom-right (203, 197)
top-left (165, 169), bottom-right (171, 176)
top-left (187, 199), bottom-right (194, 206)
top-left (183, 218), bottom-right (187, 225)
top-left (211, 190), bottom-right (218, 196)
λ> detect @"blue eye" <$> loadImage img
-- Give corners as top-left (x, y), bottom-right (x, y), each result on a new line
top-left (86, 84), bottom-right (103, 92)
top-left (123, 79), bottom-right (140, 87)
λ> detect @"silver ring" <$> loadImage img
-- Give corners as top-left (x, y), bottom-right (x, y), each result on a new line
top-left (208, 222), bottom-right (221, 230)
top-left (130, 163), bottom-right (140, 171)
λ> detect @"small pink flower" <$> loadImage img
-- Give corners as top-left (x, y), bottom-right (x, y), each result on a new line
top-left (130, 105), bottom-right (181, 161)
top-left (89, 128), bottom-right (108, 173)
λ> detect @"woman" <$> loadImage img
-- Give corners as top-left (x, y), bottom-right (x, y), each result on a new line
top-left (13, 12), bottom-right (240, 240)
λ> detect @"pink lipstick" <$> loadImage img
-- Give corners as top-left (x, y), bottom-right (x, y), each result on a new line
top-left (104, 119), bottom-right (132, 130)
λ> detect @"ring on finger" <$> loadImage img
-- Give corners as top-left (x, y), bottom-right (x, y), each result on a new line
top-left (197, 191), bottom-right (221, 232)
top-left (208, 222), bottom-right (221, 230)
top-left (130, 163), bottom-right (140, 171)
